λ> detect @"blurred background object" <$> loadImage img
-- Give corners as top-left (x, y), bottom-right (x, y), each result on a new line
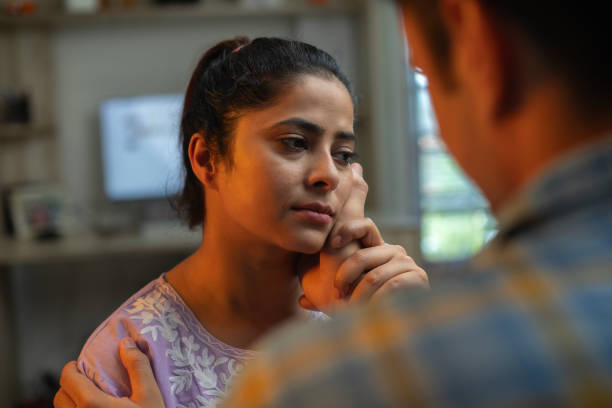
top-left (1, 90), bottom-right (31, 124)
top-left (412, 72), bottom-right (496, 263)
top-left (64, 0), bottom-right (98, 13)
top-left (154, 0), bottom-right (199, 4)
top-left (2, 0), bottom-right (37, 15)
top-left (2, 183), bottom-right (65, 241)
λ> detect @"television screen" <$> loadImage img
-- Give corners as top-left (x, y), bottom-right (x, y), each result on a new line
top-left (100, 94), bottom-right (184, 201)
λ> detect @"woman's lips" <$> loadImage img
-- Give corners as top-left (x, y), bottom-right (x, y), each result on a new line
top-left (292, 209), bottom-right (333, 225)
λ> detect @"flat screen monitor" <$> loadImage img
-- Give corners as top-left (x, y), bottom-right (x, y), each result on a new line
top-left (100, 94), bottom-right (184, 201)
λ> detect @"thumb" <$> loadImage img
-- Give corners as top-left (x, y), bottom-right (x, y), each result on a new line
top-left (343, 163), bottom-right (367, 219)
top-left (119, 337), bottom-right (165, 408)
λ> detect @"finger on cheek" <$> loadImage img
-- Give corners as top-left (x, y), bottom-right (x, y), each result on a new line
top-left (331, 233), bottom-right (346, 249)
top-left (331, 223), bottom-right (364, 249)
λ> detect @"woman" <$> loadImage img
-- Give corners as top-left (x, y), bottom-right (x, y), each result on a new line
top-left (73, 37), bottom-right (428, 408)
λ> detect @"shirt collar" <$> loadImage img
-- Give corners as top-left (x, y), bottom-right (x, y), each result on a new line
top-left (491, 134), bottom-right (612, 242)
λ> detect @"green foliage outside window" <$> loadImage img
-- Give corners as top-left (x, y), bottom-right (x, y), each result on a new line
top-left (414, 74), bottom-right (496, 262)
top-left (421, 210), bottom-right (495, 262)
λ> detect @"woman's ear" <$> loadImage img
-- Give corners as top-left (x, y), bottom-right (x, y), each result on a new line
top-left (188, 132), bottom-right (218, 189)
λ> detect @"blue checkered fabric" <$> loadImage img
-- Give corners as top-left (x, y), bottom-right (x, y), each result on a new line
top-left (223, 137), bottom-right (612, 408)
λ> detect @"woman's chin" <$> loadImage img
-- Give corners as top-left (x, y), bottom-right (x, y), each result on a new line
top-left (290, 241), bottom-right (324, 255)
top-left (277, 228), bottom-right (331, 254)
top-left (285, 235), bottom-right (326, 254)
top-left (299, 246), bottom-right (323, 255)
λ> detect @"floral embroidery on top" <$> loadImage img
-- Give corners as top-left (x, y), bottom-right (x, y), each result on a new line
top-left (126, 280), bottom-right (253, 407)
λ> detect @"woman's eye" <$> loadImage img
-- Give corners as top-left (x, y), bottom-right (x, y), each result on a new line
top-left (281, 137), bottom-right (307, 151)
top-left (333, 151), bottom-right (358, 166)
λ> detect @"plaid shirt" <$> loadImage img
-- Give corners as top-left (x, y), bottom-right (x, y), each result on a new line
top-left (222, 137), bottom-right (612, 408)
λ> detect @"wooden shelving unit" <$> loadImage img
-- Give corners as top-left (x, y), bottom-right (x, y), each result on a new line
top-left (0, 124), bottom-right (54, 141)
top-left (0, 231), bottom-right (200, 266)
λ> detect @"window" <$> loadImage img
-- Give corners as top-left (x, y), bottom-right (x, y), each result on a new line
top-left (412, 73), bottom-right (497, 262)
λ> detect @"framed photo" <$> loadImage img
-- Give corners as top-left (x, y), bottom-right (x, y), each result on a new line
top-left (6, 184), bottom-right (65, 241)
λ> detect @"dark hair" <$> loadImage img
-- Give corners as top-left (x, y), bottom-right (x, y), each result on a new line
top-left (398, 0), bottom-right (612, 119)
top-left (177, 37), bottom-right (354, 228)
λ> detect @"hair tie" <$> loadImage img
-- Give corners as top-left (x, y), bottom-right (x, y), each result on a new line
top-left (233, 44), bottom-right (247, 53)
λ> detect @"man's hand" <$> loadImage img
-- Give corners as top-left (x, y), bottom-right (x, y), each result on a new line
top-left (53, 338), bottom-right (165, 408)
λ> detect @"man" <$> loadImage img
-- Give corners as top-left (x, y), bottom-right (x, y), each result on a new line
top-left (55, 0), bottom-right (612, 406)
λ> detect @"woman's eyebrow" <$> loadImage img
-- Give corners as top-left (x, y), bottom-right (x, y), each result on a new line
top-left (272, 117), bottom-right (323, 135)
top-left (271, 117), bottom-right (355, 141)
top-left (336, 131), bottom-right (356, 142)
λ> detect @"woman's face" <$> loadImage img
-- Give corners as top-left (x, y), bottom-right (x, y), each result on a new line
top-left (214, 74), bottom-right (356, 254)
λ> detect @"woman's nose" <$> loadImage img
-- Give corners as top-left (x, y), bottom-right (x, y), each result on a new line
top-left (306, 151), bottom-right (340, 191)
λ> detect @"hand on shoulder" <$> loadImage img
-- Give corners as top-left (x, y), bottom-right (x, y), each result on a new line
top-left (54, 338), bottom-right (165, 408)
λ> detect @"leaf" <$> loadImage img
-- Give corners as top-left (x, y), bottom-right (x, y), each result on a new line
top-left (140, 325), bottom-right (159, 341)
top-left (169, 368), bottom-right (193, 394)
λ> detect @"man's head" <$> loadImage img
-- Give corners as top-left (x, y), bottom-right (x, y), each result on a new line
top-left (397, 0), bottom-right (612, 210)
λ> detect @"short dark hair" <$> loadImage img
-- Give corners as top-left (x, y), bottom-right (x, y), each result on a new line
top-left (177, 37), bottom-right (354, 228)
top-left (398, 0), bottom-right (612, 119)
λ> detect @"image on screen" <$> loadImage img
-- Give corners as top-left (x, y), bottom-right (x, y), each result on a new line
top-left (100, 94), bottom-right (184, 201)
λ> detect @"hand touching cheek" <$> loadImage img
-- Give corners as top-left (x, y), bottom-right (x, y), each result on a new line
top-left (299, 164), bottom-right (429, 314)
top-left (299, 163), bottom-right (366, 313)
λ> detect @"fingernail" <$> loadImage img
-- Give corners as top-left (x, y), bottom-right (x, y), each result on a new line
top-left (123, 337), bottom-right (137, 349)
top-left (352, 163), bottom-right (363, 176)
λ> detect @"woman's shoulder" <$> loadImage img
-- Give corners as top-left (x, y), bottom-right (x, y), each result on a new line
top-left (77, 274), bottom-right (173, 397)
top-left (77, 273), bottom-right (257, 403)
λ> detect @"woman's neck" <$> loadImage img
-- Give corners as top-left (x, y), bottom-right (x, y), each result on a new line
top-left (166, 224), bottom-right (305, 349)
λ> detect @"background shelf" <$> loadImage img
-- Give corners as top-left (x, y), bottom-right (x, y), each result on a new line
top-left (0, 124), bottom-right (54, 141)
top-left (0, 2), bottom-right (359, 27)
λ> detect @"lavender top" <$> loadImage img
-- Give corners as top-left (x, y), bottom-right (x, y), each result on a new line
top-left (78, 274), bottom-right (259, 408)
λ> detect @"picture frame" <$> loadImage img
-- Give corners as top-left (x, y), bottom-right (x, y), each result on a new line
top-left (6, 184), bottom-right (65, 241)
